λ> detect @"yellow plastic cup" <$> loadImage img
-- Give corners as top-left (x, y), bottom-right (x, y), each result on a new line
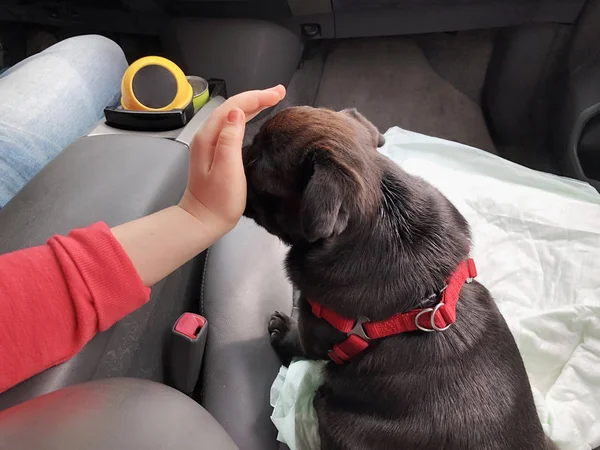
top-left (121, 56), bottom-right (193, 112)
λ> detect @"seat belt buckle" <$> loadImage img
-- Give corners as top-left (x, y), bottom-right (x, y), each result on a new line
top-left (169, 313), bottom-right (208, 394)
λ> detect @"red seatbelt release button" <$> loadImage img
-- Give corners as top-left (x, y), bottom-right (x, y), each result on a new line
top-left (170, 313), bottom-right (208, 394)
top-left (174, 313), bottom-right (207, 339)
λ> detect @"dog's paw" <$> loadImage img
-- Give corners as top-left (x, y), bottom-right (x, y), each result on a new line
top-left (268, 311), bottom-right (291, 344)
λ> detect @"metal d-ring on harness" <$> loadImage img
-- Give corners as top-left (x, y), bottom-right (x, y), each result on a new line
top-left (414, 274), bottom-right (474, 333)
top-left (414, 285), bottom-right (450, 332)
top-left (415, 302), bottom-right (452, 332)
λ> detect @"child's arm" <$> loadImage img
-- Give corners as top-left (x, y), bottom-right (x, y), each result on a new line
top-left (112, 87), bottom-right (285, 286)
top-left (0, 222), bottom-right (151, 393)
top-left (0, 87), bottom-right (285, 393)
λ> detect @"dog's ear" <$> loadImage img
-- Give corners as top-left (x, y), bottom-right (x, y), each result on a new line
top-left (299, 152), bottom-right (356, 243)
top-left (341, 108), bottom-right (385, 148)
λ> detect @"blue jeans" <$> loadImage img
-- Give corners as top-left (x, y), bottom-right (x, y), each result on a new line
top-left (0, 35), bottom-right (128, 207)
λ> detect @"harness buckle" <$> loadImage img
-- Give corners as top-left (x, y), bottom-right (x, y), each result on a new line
top-left (348, 316), bottom-right (371, 341)
top-left (414, 302), bottom-right (452, 333)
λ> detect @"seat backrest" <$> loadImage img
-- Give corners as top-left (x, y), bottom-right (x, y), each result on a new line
top-left (0, 134), bottom-right (203, 410)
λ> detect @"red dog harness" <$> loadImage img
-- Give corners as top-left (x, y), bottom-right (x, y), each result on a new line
top-left (308, 258), bottom-right (477, 364)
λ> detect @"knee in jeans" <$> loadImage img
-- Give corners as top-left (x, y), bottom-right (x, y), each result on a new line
top-left (52, 35), bottom-right (128, 70)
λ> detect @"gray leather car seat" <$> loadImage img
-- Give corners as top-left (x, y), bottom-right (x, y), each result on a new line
top-left (0, 134), bottom-right (205, 411)
top-left (0, 378), bottom-right (239, 450)
top-left (0, 216), bottom-right (294, 450)
top-left (200, 217), bottom-right (293, 450)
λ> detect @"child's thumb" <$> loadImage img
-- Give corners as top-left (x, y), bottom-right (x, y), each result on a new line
top-left (211, 108), bottom-right (245, 173)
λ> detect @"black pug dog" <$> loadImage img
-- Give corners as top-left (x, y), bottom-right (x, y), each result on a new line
top-left (243, 106), bottom-right (556, 450)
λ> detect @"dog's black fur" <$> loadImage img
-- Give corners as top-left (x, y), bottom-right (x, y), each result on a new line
top-left (243, 106), bottom-right (556, 450)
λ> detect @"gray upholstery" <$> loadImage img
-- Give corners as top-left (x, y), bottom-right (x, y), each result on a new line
top-left (0, 378), bottom-right (239, 450)
top-left (0, 134), bottom-right (205, 411)
top-left (164, 18), bottom-right (303, 96)
top-left (331, 0), bottom-right (585, 38)
top-left (0, 134), bottom-right (188, 249)
top-left (201, 217), bottom-right (294, 450)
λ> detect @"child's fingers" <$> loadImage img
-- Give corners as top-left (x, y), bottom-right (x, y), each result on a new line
top-left (245, 85), bottom-right (287, 122)
top-left (193, 87), bottom-right (285, 152)
top-left (210, 108), bottom-right (245, 175)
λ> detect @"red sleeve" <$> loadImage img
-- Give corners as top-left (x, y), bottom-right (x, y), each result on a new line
top-left (0, 222), bottom-right (151, 393)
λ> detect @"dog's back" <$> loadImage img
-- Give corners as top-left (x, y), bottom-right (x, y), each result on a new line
top-left (303, 157), bottom-right (550, 449)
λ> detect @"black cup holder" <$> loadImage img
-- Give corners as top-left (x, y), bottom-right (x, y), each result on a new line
top-left (103, 78), bottom-right (227, 132)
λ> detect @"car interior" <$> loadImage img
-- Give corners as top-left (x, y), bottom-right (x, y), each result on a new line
top-left (0, 1), bottom-right (599, 449)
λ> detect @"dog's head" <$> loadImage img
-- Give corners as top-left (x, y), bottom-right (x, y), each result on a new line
top-left (243, 106), bottom-right (385, 245)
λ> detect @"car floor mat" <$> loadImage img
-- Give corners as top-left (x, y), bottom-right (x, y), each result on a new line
top-left (314, 36), bottom-right (496, 153)
top-left (245, 33), bottom-right (495, 154)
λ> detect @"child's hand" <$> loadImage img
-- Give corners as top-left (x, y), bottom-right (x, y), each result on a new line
top-left (179, 86), bottom-right (286, 231)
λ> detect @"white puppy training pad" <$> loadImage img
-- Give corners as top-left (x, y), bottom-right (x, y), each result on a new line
top-left (270, 127), bottom-right (600, 450)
